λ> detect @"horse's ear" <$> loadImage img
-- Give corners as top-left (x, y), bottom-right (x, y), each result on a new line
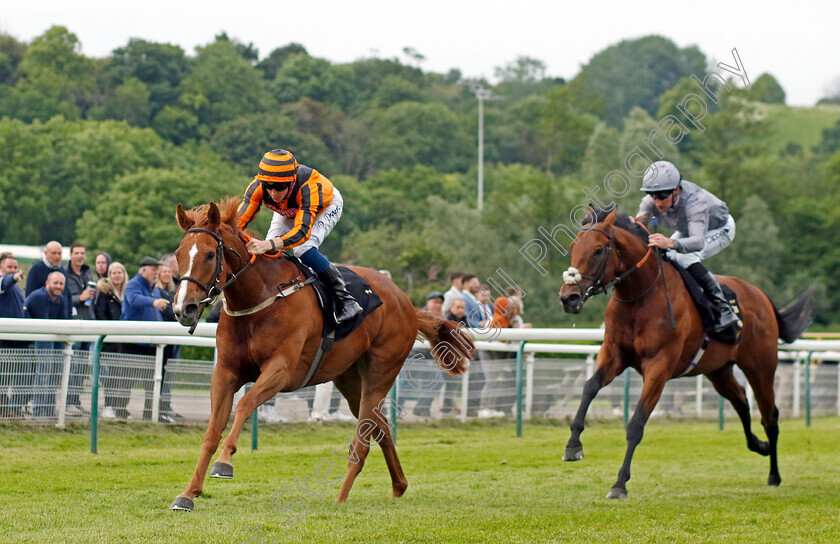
top-left (583, 204), bottom-right (598, 226)
top-left (207, 202), bottom-right (221, 230)
top-left (176, 204), bottom-right (194, 231)
top-left (604, 208), bottom-right (618, 226)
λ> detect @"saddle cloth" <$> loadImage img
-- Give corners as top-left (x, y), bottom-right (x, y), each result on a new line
top-left (668, 260), bottom-right (743, 345)
top-left (289, 258), bottom-right (383, 343)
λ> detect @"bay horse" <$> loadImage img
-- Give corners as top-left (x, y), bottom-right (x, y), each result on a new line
top-left (168, 198), bottom-right (473, 511)
top-left (558, 207), bottom-right (813, 499)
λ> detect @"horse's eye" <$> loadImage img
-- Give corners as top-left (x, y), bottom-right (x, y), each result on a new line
top-left (594, 246), bottom-right (604, 255)
top-left (206, 251), bottom-right (215, 261)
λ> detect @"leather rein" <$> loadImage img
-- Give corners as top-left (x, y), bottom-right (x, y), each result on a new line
top-left (179, 228), bottom-right (313, 333)
top-left (576, 225), bottom-right (659, 304)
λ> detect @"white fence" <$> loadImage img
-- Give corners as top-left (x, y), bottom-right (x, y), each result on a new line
top-left (2, 318), bottom-right (840, 448)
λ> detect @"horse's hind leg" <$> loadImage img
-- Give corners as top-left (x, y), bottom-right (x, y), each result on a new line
top-left (739, 358), bottom-right (781, 486)
top-left (706, 365), bottom-right (771, 456)
top-left (564, 342), bottom-right (625, 461)
top-left (333, 369), bottom-right (407, 502)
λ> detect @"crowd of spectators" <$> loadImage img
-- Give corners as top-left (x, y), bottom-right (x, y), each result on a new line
top-left (2, 245), bottom-right (531, 423)
top-left (0, 243), bottom-right (175, 422)
top-left (410, 270), bottom-right (530, 419)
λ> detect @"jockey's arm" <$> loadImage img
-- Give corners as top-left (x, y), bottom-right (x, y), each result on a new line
top-left (236, 178), bottom-right (263, 231)
top-left (278, 179), bottom-right (322, 249)
top-left (672, 202), bottom-right (709, 253)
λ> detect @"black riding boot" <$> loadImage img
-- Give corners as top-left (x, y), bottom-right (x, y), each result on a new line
top-left (687, 263), bottom-right (739, 331)
top-left (318, 264), bottom-right (363, 323)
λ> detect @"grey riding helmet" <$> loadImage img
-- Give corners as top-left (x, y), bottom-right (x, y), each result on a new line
top-left (640, 161), bottom-right (681, 192)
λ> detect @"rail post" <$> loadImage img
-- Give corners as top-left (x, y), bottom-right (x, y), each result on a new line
top-left (90, 336), bottom-right (105, 454)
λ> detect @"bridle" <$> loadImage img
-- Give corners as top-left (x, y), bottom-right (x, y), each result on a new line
top-left (179, 227), bottom-right (254, 332)
top-left (574, 225), bottom-right (657, 303)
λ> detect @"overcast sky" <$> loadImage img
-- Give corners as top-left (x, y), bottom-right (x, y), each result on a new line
top-left (1, 0), bottom-right (837, 106)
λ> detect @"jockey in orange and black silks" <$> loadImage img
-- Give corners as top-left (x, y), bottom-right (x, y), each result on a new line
top-left (237, 149), bottom-right (362, 323)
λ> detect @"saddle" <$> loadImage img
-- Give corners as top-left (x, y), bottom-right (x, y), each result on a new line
top-left (287, 257), bottom-right (383, 386)
top-left (667, 259), bottom-right (742, 345)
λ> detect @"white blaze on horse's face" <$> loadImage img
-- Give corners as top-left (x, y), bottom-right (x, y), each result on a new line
top-left (173, 242), bottom-right (198, 315)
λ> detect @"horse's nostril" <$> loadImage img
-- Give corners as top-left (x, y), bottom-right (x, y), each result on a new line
top-left (185, 304), bottom-right (199, 316)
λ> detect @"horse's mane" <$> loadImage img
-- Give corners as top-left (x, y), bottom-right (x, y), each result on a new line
top-left (582, 206), bottom-right (649, 244)
top-left (184, 197), bottom-right (241, 231)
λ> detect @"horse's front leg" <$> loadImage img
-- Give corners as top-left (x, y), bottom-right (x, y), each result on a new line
top-left (607, 371), bottom-right (668, 499)
top-left (211, 359), bottom-right (292, 478)
top-left (564, 343), bottom-right (624, 461)
top-left (171, 366), bottom-right (239, 511)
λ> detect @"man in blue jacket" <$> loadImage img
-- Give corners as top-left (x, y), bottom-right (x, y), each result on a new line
top-left (25, 271), bottom-right (69, 418)
top-left (120, 256), bottom-right (173, 422)
top-left (0, 253), bottom-right (28, 417)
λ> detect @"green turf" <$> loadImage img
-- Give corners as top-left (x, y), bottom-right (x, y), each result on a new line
top-left (1, 418), bottom-right (839, 543)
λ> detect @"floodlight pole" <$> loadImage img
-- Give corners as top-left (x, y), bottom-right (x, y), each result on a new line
top-left (475, 87), bottom-right (492, 212)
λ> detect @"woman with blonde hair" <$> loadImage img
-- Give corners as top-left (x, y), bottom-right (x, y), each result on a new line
top-left (94, 262), bottom-right (129, 419)
top-left (153, 260), bottom-right (181, 422)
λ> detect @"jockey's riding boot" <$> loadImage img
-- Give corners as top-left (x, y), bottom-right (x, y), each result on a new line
top-left (318, 264), bottom-right (363, 323)
top-left (688, 263), bottom-right (739, 332)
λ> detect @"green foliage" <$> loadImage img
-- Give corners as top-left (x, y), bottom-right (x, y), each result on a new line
top-left (370, 102), bottom-right (473, 173)
top-left (539, 76), bottom-right (602, 173)
top-left (76, 154), bottom-right (240, 268)
top-left (750, 73), bottom-right (786, 104)
top-left (0, 33), bottom-right (26, 85)
top-left (210, 113), bottom-right (335, 173)
top-left (256, 43), bottom-right (308, 81)
top-left (0, 28), bottom-right (838, 324)
top-left (178, 40), bottom-right (274, 129)
top-left (105, 39), bottom-right (188, 117)
top-left (0, 117), bottom-right (172, 244)
top-left (580, 36), bottom-right (707, 126)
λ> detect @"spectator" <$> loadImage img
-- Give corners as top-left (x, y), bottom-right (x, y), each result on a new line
top-left (0, 253), bottom-right (29, 417)
top-left (155, 263), bottom-right (183, 421)
top-left (423, 291), bottom-right (444, 318)
top-left (94, 252), bottom-right (112, 280)
top-left (477, 296), bottom-right (520, 418)
top-left (25, 271), bottom-right (69, 419)
top-left (442, 298), bottom-right (481, 416)
top-left (160, 253), bottom-right (179, 285)
top-left (64, 243), bottom-right (95, 415)
top-left (441, 272), bottom-right (465, 316)
top-left (460, 274), bottom-right (483, 328)
top-left (505, 286), bottom-right (532, 329)
top-left (476, 286), bottom-right (494, 328)
top-left (121, 256), bottom-right (173, 422)
top-left (94, 262), bottom-right (129, 420)
top-left (411, 291), bottom-right (446, 417)
top-left (0, 253), bottom-right (25, 320)
top-left (25, 241), bottom-right (66, 300)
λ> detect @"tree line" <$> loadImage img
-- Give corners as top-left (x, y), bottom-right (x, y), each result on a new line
top-left (1, 27), bottom-right (839, 325)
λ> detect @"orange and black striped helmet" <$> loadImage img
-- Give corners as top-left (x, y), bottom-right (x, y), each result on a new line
top-left (256, 149), bottom-right (298, 183)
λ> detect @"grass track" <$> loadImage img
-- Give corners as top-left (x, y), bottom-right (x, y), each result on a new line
top-left (1, 418), bottom-right (840, 543)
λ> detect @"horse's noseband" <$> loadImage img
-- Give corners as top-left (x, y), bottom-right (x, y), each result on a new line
top-left (573, 226), bottom-right (655, 303)
top-left (180, 228), bottom-right (253, 326)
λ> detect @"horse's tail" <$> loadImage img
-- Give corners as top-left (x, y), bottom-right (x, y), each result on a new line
top-left (770, 285), bottom-right (816, 343)
top-left (415, 309), bottom-right (474, 375)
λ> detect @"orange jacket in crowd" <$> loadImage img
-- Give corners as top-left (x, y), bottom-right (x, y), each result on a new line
top-left (236, 165), bottom-right (334, 249)
top-left (490, 297), bottom-right (514, 329)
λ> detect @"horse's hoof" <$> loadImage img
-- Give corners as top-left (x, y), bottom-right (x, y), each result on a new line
top-left (562, 446), bottom-right (584, 461)
top-left (606, 487), bottom-right (628, 499)
top-left (209, 461), bottom-right (234, 479)
top-left (768, 474), bottom-right (781, 486)
top-left (170, 496), bottom-right (194, 511)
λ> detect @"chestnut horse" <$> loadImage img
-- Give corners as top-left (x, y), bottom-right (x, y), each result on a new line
top-left (168, 198), bottom-right (473, 511)
top-left (558, 208), bottom-right (813, 499)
